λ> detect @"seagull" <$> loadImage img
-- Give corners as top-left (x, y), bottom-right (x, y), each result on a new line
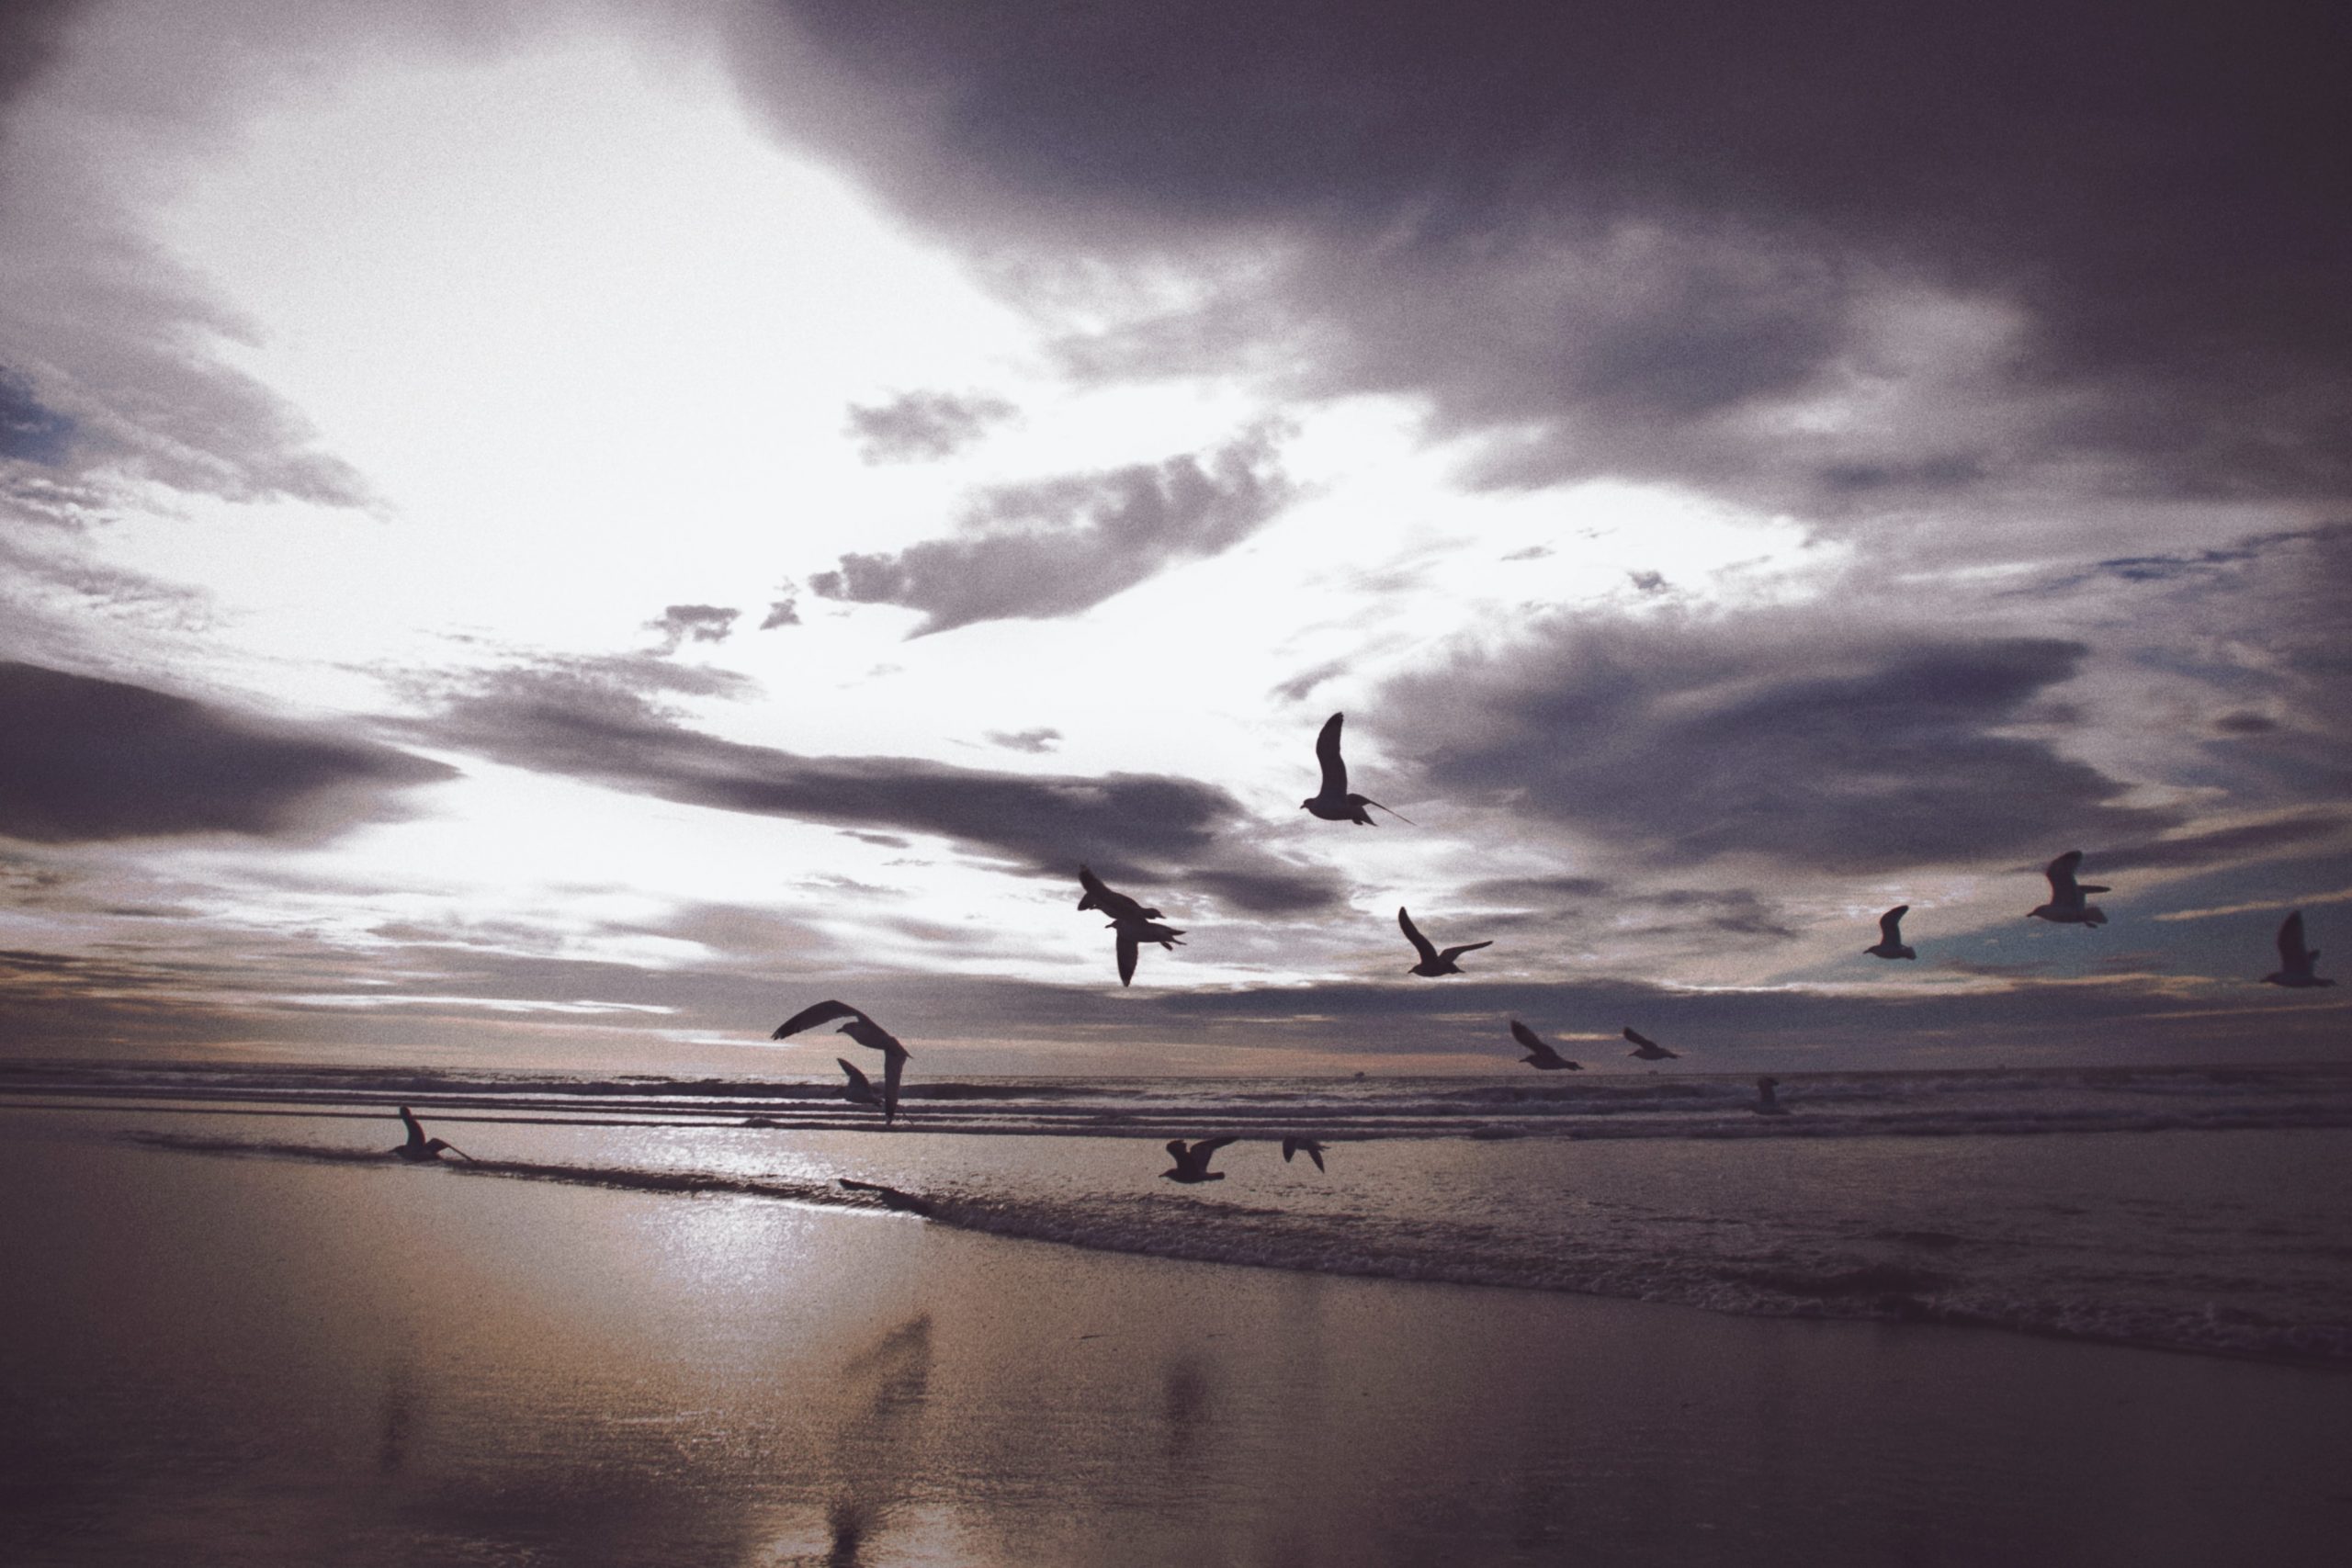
top-left (1160, 1137), bottom-right (1238, 1184)
top-left (1110, 916), bottom-right (1186, 986)
top-left (2263, 910), bottom-right (2335, 988)
top-left (773, 1000), bottom-right (910, 1124)
top-left (1865, 905), bottom-right (1917, 960)
top-left (1077, 864), bottom-right (1161, 923)
top-left (1399, 907), bottom-right (1491, 976)
top-left (1302, 712), bottom-right (1412, 825)
top-left (2028, 850), bottom-right (2110, 926)
top-left (390, 1105), bottom-right (473, 1163)
top-left (1282, 1136), bottom-right (1328, 1172)
top-left (837, 1056), bottom-right (883, 1113)
top-left (1509, 1019), bottom-right (1583, 1071)
top-left (1623, 1027), bottom-right (1679, 1061)
top-left (1752, 1076), bottom-right (1791, 1116)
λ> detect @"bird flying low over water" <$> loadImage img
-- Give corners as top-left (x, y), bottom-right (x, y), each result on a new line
top-left (773, 1000), bottom-right (909, 1124)
top-left (1399, 907), bottom-right (1491, 976)
top-left (1077, 864), bottom-right (1161, 923)
top-left (1509, 1019), bottom-right (1583, 1071)
top-left (1623, 1027), bottom-right (1680, 1061)
top-left (1752, 1077), bottom-right (1791, 1116)
top-left (1282, 1136), bottom-right (1328, 1172)
top-left (1303, 712), bottom-right (1412, 825)
top-left (1866, 905), bottom-right (1917, 960)
top-left (391, 1105), bottom-right (473, 1163)
top-left (1161, 1137), bottom-right (1238, 1184)
top-left (1111, 916), bottom-right (1185, 987)
top-left (2264, 910), bottom-right (2335, 988)
top-left (2028, 850), bottom-right (2110, 927)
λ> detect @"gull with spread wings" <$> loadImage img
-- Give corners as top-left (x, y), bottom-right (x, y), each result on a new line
top-left (1399, 907), bottom-right (1490, 976)
top-left (1623, 1027), bottom-right (1680, 1061)
top-left (2027, 851), bottom-right (2110, 927)
top-left (773, 1000), bottom-right (910, 1124)
top-left (2263, 910), bottom-right (2334, 988)
top-left (1509, 1019), bottom-right (1583, 1071)
top-left (1865, 905), bottom-right (1917, 960)
top-left (1160, 1137), bottom-right (1238, 1184)
top-left (1302, 712), bottom-right (1411, 825)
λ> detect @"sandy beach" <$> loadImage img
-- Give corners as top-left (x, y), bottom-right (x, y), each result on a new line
top-left (2, 1116), bottom-right (2346, 1568)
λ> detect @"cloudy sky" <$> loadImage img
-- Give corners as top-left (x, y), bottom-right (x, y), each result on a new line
top-left (4, 0), bottom-right (2346, 1076)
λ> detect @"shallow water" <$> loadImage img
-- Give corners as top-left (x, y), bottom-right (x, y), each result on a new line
top-left (12, 1060), bottom-right (2347, 1364)
top-left (2, 1128), bottom-right (2347, 1567)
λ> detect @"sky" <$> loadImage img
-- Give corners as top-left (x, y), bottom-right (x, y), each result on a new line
top-left (2, 0), bottom-right (2347, 1077)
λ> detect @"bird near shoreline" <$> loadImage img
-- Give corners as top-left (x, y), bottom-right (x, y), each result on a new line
top-left (390, 1105), bottom-right (472, 1163)
top-left (2263, 910), bottom-right (2334, 988)
top-left (1623, 1027), bottom-right (1679, 1061)
top-left (2028, 851), bottom-right (2110, 927)
top-left (774, 1000), bottom-right (910, 1124)
top-left (1161, 1137), bottom-right (1238, 1184)
top-left (1509, 1020), bottom-right (1583, 1071)
top-left (1399, 907), bottom-right (1491, 976)
top-left (1111, 916), bottom-right (1185, 986)
top-left (1866, 905), bottom-right (1917, 960)
top-left (1282, 1136), bottom-right (1328, 1172)
top-left (1303, 712), bottom-right (1412, 825)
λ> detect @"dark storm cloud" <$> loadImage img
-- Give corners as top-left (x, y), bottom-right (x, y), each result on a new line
top-left (2081, 813), bottom-right (2352, 876)
top-left (647, 603), bottom-right (741, 650)
top-left (807, 429), bottom-right (1292, 635)
top-left (0, 367), bottom-right (73, 463)
top-left (1380, 614), bottom-right (2175, 872)
top-left (740, 2), bottom-right (2350, 508)
top-left (845, 389), bottom-right (1017, 462)
top-left (418, 660), bottom-right (1343, 907)
top-left (0, 661), bottom-right (453, 844)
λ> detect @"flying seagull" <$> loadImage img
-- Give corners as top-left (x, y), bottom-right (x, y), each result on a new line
top-left (1161, 1137), bottom-right (1238, 1184)
top-left (1623, 1027), bottom-right (1680, 1061)
top-left (1282, 1136), bottom-right (1328, 1172)
top-left (1399, 907), bottom-right (1491, 976)
top-left (1110, 916), bottom-right (1186, 987)
top-left (390, 1105), bottom-right (473, 1163)
top-left (1509, 1019), bottom-right (1583, 1071)
top-left (773, 1000), bottom-right (910, 1124)
top-left (1302, 712), bottom-right (1412, 825)
top-left (1077, 864), bottom-right (1161, 923)
top-left (2264, 910), bottom-right (2335, 988)
top-left (2028, 850), bottom-right (2110, 927)
top-left (1752, 1076), bottom-right (1791, 1116)
top-left (1865, 905), bottom-right (1917, 960)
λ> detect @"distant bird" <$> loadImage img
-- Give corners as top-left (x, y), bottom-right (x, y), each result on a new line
top-left (1623, 1027), bottom-right (1679, 1061)
top-left (1282, 1136), bottom-right (1328, 1172)
top-left (2264, 910), bottom-right (2335, 988)
top-left (1399, 907), bottom-right (1491, 976)
top-left (1752, 1076), bottom-right (1791, 1116)
top-left (390, 1105), bottom-right (472, 1163)
top-left (1509, 1019), bottom-right (1583, 1071)
top-left (1110, 916), bottom-right (1186, 987)
top-left (773, 1000), bottom-right (909, 1124)
top-left (1160, 1137), bottom-right (1238, 1184)
top-left (1302, 712), bottom-right (1412, 825)
top-left (1865, 905), bottom-right (1917, 960)
top-left (1077, 864), bottom-right (1161, 923)
top-left (2028, 850), bottom-right (2109, 927)
top-left (837, 1056), bottom-right (883, 1112)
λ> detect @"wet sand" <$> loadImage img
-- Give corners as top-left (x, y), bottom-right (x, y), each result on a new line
top-left (1, 1122), bottom-right (2346, 1566)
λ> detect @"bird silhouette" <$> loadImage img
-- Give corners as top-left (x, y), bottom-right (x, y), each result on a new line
top-left (1509, 1019), bottom-right (1583, 1071)
top-left (1282, 1136), bottom-right (1328, 1172)
top-left (1752, 1076), bottom-right (1791, 1115)
top-left (773, 1000), bottom-right (910, 1123)
top-left (1302, 713), bottom-right (1411, 825)
top-left (1110, 916), bottom-right (1185, 986)
top-left (2028, 850), bottom-right (2110, 926)
top-left (1623, 1027), bottom-right (1679, 1061)
top-left (1865, 905), bottom-right (1917, 959)
top-left (390, 1105), bottom-right (472, 1163)
top-left (1077, 864), bottom-right (1161, 923)
top-left (2263, 909), bottom-right (2334, 987)
top-left (1399, 907), bottom-right (1491, 976)
top-left (1161, 1137), bottom-right (1238, 1183)
top-left (837, 1056), bottom-right (883, 1113)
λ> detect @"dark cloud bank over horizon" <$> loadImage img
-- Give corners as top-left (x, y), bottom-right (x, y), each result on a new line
top-left (736, 0), bottom-right (2350, 512)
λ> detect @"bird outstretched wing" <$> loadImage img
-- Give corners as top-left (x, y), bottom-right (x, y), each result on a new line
top-left (1316, 712), bottom-right (1349, 795)
top-left (773, 998), bottom-right (866, 1040)
top-left (1879, 905), bottom-right (1908, 942)
top-left (1397, 907), bottom-right (1438, 963)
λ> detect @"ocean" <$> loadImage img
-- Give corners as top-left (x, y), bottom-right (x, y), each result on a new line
top-left (10, 1057), bottom-right (2348, 1368)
